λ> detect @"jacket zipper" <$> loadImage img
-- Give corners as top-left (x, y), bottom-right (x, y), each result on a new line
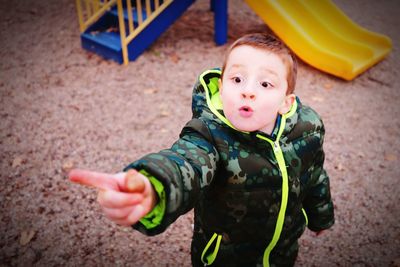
top-left (255, 137), bottom-right (289, 267)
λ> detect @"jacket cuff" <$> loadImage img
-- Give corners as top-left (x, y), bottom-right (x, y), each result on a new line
top-left (138, 170), bottom-right (166, 229)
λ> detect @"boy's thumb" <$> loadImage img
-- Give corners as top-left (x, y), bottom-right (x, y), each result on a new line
top-left (125, 169), bottom-right (146, 192)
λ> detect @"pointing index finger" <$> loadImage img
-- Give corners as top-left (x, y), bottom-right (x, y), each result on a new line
top-left (69, 169), bottom-right (119, 191)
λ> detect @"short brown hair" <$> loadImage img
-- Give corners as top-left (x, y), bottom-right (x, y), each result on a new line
top-left (221, 33), bottom-right (297, 94)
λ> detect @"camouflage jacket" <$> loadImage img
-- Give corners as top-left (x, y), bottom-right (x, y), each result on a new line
top-left (124, 69), bottom-right (334, 267)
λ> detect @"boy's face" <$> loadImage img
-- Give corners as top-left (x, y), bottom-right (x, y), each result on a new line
top-left (220, 45), bottom-right (295, 134)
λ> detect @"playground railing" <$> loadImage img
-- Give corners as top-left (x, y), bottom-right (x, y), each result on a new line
top-left (117, 0), bottom-right (173, 64)
top-left (76, 0), bottom-right (117, 33)
top-left (76, 0), bottom-right (173, 65)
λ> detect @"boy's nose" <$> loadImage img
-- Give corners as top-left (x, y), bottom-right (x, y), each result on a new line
top-left (241, 92), bottom-right (256, 100)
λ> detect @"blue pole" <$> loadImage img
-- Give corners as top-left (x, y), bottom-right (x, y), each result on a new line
top-left (214, 0), bottom-right (228, 45)
top-left (210, 0), bottom-right (215, 12)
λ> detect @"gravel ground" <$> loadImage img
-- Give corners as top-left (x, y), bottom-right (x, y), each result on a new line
top-left (1, 0), bottom-right (399, 266)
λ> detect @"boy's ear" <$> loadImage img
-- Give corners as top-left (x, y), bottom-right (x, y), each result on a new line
top-left (218, 78), bottom-right (223, 93)
top-left (278, 94), bottom-right (296, 115)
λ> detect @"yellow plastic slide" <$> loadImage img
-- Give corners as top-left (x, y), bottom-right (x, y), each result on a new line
top-left (244, 0), bottom-right (392, 80)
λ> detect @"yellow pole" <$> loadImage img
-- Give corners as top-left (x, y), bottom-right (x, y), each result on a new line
top-left (81, 0), bottom-right (117, 33)
top-left (155, 0), bottom-right (159, 9)
top-left (76, 0), bottom-right (85, 32)
top-left (93, 0), bottom-right (99, 12)
top-left (85, 0), bottom-right (92, 17)
top-left (145, 0), bottom-right (151, 18)
top-left (127, 0), bottom-right (134, 34)
top-left (136, 0), bottom-right (143, 24)
top-left (117, 0), bottom-right (129, 64)
top-left (125, 0), bottom-right (173, 44)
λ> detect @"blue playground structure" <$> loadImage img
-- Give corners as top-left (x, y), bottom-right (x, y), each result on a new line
top-left (76, 0), bottom-right (228, 65)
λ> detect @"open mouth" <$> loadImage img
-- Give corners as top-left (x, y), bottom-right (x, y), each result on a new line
top-left (239, 106), bottom-right (253, 117)
top-left (240, 106), bottom-right (253, 112)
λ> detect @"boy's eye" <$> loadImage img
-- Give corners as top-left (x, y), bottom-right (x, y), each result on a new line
top-left (261, 81), bottom-right (271, 88)
top-left (233, 77), bottom-right (242, 83)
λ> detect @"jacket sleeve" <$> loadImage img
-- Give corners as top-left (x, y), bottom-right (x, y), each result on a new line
top-left (123, 119), bottom-right (219, 236)
top-left (303, 126), bottom-right (335, 232)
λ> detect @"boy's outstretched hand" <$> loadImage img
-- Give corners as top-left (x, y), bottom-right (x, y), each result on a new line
top-left (69, 169), bottom-right (157, 227)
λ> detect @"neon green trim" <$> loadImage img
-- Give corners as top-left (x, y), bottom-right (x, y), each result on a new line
top-left (285, 98), bottom-right (298, 118)
top-left (201, 233), bottom-right (222, 265)
top-left (302, 208), bottom-right (308, 226)
top-left (138, 170), bottom-right (166, 229)
top-left (258, 139), bottom-right (288, 267)
top-left (210, 93), bottom-right (223, 110)
top-left (276, 99), bottom-right (298, 140)
top-left (199, 69), bottom-right (249, 133)
top-left (255, 102), bottom-right (297, 267)
top-left (207, 75), bottom-right (219, 96)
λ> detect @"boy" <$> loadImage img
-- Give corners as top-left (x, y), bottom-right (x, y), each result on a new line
top-left (70, 33), bottom-right (334, 266)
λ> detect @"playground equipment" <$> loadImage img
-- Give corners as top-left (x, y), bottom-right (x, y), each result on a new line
top-left (76, 0), bottom-right (227, 65)
top-left (244, 0), bottom-right (392, 80)
top-left (76, 0), bottom-right (392, 80)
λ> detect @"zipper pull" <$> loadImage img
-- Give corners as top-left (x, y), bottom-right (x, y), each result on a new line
top-left (274, 141), bottom-right (280, 152)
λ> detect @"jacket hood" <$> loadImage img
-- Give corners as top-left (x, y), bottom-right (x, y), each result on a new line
top-left (191, 69), bottom-right (300, 140)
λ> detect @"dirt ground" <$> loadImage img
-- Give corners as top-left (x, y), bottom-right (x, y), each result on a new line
top-left (1, 0), bottom-right (399, 266)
